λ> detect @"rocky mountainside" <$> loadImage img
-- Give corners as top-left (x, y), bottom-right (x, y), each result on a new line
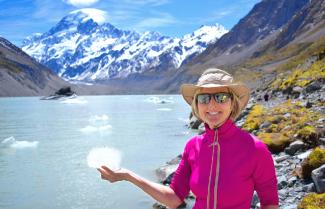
top-left (0, 37), bottom-right (70, 97)
top-left (189, 0), bottom-right (310, 66)
top-left (21, 8), bottom-right (228, 82)
top-left (162, 0), bottom-right (324, 93)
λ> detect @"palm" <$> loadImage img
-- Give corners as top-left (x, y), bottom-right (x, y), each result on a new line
top-left (97, 166), bottom-right (128, 183)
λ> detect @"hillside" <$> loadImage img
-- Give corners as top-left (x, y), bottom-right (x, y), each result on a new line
top-left (0, 37), bottom-right (71, 97)
top-left (161, 0), bottom-right (325, 94)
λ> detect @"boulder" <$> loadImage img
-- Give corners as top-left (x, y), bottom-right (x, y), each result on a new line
top-left (166, 154), bottom-right (182, 165)
top-left (302, 183), bottom-right (315, 192)
top-left (306, 80), bottom-right (322, 93)
top-left (155, 164), bottom-right (178, 183)
top-left (293, 86), bottom-right (304, 93)
top-left (260, 121), bottom-right (272, 129)
top-left (189, 115), bottom-right (202, 129)
top-left (311, 164), bottom-right (325, 193)
top-left (277, 175), bottom-right (288, 190)
top-left (284, 140), bottom-right (306, 155)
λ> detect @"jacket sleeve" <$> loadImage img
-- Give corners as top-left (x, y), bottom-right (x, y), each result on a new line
top-left (253, 140), bottom-right (279, 207)
top-left (169, 142), bottom-right (192, 201)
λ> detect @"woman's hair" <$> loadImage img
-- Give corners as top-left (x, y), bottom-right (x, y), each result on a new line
top-left (190, 87), bottom-right (242, 122)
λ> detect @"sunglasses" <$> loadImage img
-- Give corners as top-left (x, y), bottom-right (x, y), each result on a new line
top-left (196, 93), bottom-right (232, 104)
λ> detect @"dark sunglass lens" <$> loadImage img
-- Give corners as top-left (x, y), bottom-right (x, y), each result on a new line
top-left (215, 93), bottom-right (231, 103)
top-left (197, 94), bottom-right (211, 104)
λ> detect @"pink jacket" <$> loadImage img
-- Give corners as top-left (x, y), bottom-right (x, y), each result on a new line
top-left (170, 119), bottom-right (278, 209)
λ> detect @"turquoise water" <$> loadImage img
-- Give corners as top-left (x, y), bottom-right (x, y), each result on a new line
top-left (0, 95), bottom-right (197, 209)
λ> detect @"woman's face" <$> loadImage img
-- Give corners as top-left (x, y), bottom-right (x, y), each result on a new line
top-left (197, 87), bottom-right (232, 129)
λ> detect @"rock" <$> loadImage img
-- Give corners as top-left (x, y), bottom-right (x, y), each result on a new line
top-left (282, 205), bottom-right (297, 209)
top-left (283, 86), bottom-right (293, 95)
top-left (293, 86), bottom-right (304, 93)
top-left (155, 164), bottom-right (178, 183)
top-left (284, 113), bottom-right (291, 118)
top-left (40, 86), bottom-right (77, 100)
top-left (320, 137), bottom-right (325, 145)
top-left (288, 176), bottom-right (297, 187)
top-left (278, 176), bottom-right (288, 189)
top-left (153, 201), bottom-right (187, 209)
top-left (305, 101), bottom-right (313, 108)
top-left (187, 192), bottom-right (195, 199)
top-left (306, 80), bottom-right (322, 93)
top-left (152, 202), bottom-right (167, 209)
top-left (275, 155), bottom-right (290, 163)
top-left (177, 201), bottom-right (187, 208)
top-left (278, 189), bottom-right (288, 199)
top-left (162, 172), bottom-right (174, 185)
top-left (189, 115), bottom-right (202, 129)
top-left (297, 149), bottom-right (313, 160)
top-left (251, 191), bottom-right (259, 208)
top-left (166, 154), bottom-right (182, 165)
top-left (284, 141), bottom-right (306, 155)
top-left (311, 164), bottom-right (325, 193)
top-left (260, 121), bottom-right (272, 129)
top-left (302, 183), bottom-right (315, 192)
top-left (198, 123), bottom-right (205, 134)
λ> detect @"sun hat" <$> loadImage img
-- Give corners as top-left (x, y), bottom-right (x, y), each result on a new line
top-left (180, 68), bottom-right (250, 111)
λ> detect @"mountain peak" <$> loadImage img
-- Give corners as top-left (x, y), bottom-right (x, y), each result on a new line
top-left (183, 23), bottom-right (228, 41)
top-left (69, 8), bottom-right (108, 25)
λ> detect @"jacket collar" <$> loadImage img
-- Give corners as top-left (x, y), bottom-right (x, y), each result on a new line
top-left (203, 119), bottom-right (235, 143)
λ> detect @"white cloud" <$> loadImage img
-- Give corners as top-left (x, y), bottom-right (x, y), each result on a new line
top-left (70, 8), bottom-right (108, 24)
top-left (63, 0), bottom-right (100, 7)
top-left (211, 9), bottom-right (234, 20)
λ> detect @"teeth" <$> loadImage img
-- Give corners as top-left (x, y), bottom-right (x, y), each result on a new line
top-left (208, 112), bottom-right (218, 115)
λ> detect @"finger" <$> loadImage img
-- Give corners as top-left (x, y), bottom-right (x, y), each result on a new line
top-left (97, 168), bottom-right (106, 174)
top-left (101, 165), bottom-right (113, 173)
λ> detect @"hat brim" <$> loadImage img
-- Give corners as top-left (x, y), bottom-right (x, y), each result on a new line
top-left (181, 83), bottom-right (250, 111)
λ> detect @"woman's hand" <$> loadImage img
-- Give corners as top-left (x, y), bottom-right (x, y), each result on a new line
top-left (97, 166), bottom-right (129, 183)
top-left (97, 165), bottom-right (182, 209)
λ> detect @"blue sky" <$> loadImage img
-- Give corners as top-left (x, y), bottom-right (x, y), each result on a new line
top-left (0, 0), bottom-right (261, 46)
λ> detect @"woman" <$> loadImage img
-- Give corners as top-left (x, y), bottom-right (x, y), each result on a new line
top-left (97, 68), bottom-right (279, 209)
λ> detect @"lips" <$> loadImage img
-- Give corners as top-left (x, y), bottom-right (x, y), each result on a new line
top-left (206, 112), bottom-right (221, 118)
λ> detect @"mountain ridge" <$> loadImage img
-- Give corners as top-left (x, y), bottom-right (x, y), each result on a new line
top-left (22, 9), bottom-right (228, 82)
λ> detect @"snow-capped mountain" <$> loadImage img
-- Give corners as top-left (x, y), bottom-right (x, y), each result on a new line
top-left (22, 8), bottom-right (228, 82)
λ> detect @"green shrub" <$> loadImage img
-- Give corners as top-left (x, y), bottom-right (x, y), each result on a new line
top-left (297, 126), bottom-right (318, 147)
top-left (242, 105), bottom-right (265, 132)
top-left (257, 132), bottom-right (291, 153)
top-left (298, 193), bottom-right (325, 209)
top-left (301, 147), bottom-right (325, 179)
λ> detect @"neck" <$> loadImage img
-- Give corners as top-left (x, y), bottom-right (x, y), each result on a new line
top-left (209, 118), bottom-right (228, 130)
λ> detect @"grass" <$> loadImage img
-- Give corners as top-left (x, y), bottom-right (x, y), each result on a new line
top-left (271, 59), bottom-right (325, 91)
top-left (242, 100), bottom-right (323, 153)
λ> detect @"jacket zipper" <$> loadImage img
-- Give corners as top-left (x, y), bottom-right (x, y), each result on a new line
top-left (207, 129), bottom-right (220, 209)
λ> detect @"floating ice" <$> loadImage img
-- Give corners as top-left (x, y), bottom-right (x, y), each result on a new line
top-left (157, 108), bottom-right (172, 111)
top-left (145, 96), bottom-right (174, 104)
top-left (80, 125), bottom-right (112, 133)
top-left (61, 97), bottom-right (88, 104)
top-left (89, 114), bottom-right (109, 122)
top-left (1, 136), bottom-right (39, 149)
top-left (87, 147), bottom-right (122, 170)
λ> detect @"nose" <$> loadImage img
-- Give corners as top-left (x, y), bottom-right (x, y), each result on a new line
top-left (207, 96), bottom-right (220, 109)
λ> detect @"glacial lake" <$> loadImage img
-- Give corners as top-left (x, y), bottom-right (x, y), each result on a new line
top-left (0, 95), bottom-right (197, 209)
